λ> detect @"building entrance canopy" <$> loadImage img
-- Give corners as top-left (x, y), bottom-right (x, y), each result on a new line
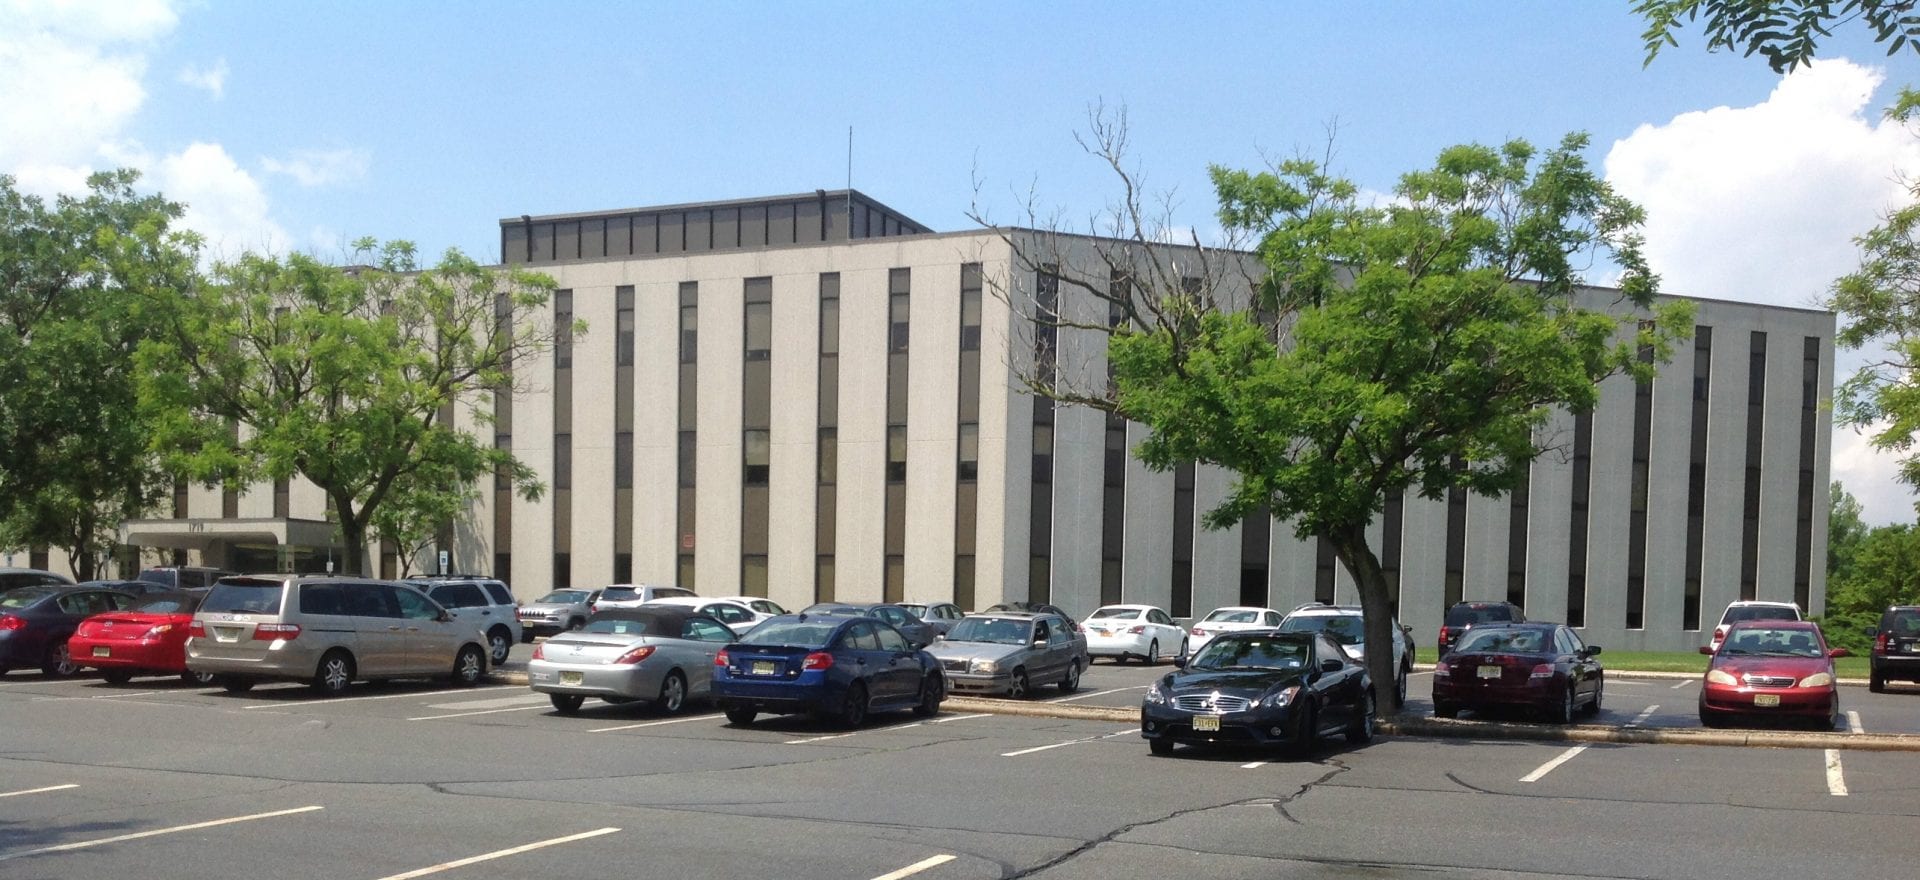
top-left (120, 517), bottom-right (338, 553)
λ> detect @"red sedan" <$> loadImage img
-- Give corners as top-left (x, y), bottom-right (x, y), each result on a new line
top-left (1432, 622), bottom-right (1604, 723)
top-left (1697, 620), bottom-right (1845, 730)
top-left (71, 591), bottom-right (214, 685)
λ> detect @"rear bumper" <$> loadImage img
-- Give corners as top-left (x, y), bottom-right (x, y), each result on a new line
top-left (72, 638), bottom-right (186, 672)
top-left (1085, 632), bottom-right (1151, 657)
top-left (1871, 653), bottom-right (1920, 680)
top-left (1432, 678), bottom-right (1556, 709)
top-left (184, 638), bottom-right (323, 681)
top-left (527, 660), bottom-right (662, 699)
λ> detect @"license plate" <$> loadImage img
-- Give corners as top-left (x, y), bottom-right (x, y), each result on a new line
top-left (1193, 715), bottom-right (1221, 732)
top-left (752, 661), bottom-right (776, 676)
top-left (213, 626), bottom-right (241, 643)
top-left (560, 671), bottom-right (582, 686)
top-left (1907, 643), bottom-right (1920, 653)
top-left (1477, 666), bottom-right (1502, 679)
top-left (1754, 694), bottom-right (1781, 707)
top-left (92, 646), bottom-right (110, 658)
top-left (1094, 629), bottom-right (1110, 637)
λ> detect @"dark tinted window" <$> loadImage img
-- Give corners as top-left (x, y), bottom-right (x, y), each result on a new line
top-left (1883, 609), bottom-right (1920, 634)
top-left (299, 584), bottom-right (350, 616)
top-left (137, 569), bottom-right (177, 588)
top-left (431, 584), bottom-right (489, 608)
top-left (600, 587), bottom-right (640, 602)
top-left (1722, 605), bottom-right (1800, 625)
top-left (874, 625), bottom-right (909, 652)
top-left (1445, 604), bottom-right (1519, 627)
top-left (1454, 627), bottom-right (1553, 654)
top-left (1190, 635), bottom-right (1309, 670)
top-left (202, 581), bottom-right (285, 615)
top-left (481, 582), bottom-right (513, 605)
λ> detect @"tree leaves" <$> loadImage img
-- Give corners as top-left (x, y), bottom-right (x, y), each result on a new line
top-left (1636, 0), bottom-right (1920, 73)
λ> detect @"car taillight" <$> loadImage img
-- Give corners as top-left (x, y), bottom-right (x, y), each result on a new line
top-left (0, 615), bottom-right (23, 631)
top-left (1439, 625), bottom-right (1452, 645)
top-left (147, 623), bottom-right (175, 637)
top-left (188, 621), bottom-right (205, 638)
top-left (612, 646), bottom-right (656, 665)
top-left (531, 643), bottom-right (545, 661)
top-left (1190, 627), bottom-right (1206, 636)
top-left (714, 649), bottom-right (729, 666)
top-left (802, 651), bottom-right (834, 670)
top-left (1127, 625), bottom-right (1146, 634)
top-left (1530, 663), bottom-right (1554, 680)
top-left (1875, 631), bottom-right (1890, 653)
top-left (1434, 662), bottom-right (1450, 678)
top-left (253, 623), bottom-right (301, 641)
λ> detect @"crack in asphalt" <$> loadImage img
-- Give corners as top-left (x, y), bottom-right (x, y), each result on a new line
top-left (1271, 757), bottom-right (1349, 825)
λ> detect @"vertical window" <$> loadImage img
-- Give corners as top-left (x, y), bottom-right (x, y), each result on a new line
top-left (884, 269), bottom-right (910, 602)
top-left (1740, 332), bottom-right (1767, 602)
top-left (1567, 412), bottom-right (1594, 628)
top-left (677, 283), bottom-right (697, 587)
top-left (678, 432), bottom-right (697, 487)
top-left (1314, 536), bottom-right (1337, 605)
top-left (1626, 329), bottom-right (1655, 629)
top-left (744, 430), bottom-right (770, 486)
top-left (957, 423), bottom-right (979, 481)
top-left (818, 429), bottom-right (838, 483)
top-left (615, 432), bottom-right (633, 489)
top-left (679, 289), bottom-right (698, 364)
top-left (959, 274), bottom-right (982, 352)
top-left (1444, 471), bottom-right (1467, 610)
top-left (1684, 327), bottom-right (1713, 630)
top-left (742, 278), bottom-right (772, 594)
top-left (614, 286), bottom-right (634, 580)
top-left (1171, 461), bottom-right (1196, 616)
top-left (889, 270), bottom-right (911, 352)
top-left (616, 286), bottom-right (635, 367)
top-left (817, 273), bottom-right (840, 603)
top-left (1100, 417), bottom-right (1127, 606)
top-left (887, 426), bottom-right (908, 483)
top-left (495, 434), bottom-right (513, 490)
top-left (745, 277), bottom-right (772, 360)
top-left (1506, 475), bottom-right (1528, 612)
top-left (1030, 267), bottom-right (1059, 605)
top-left (1239, 506), bottom-right (1271, 609)
top-left (555, 289), bottom-right (573, 369)
top-left (1795, 336), bottom-right (1819, 611)
top-left (554, 434), bottom-right (572, 490)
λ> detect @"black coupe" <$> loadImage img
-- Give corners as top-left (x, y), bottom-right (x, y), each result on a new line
top-left (1140, 630), bottom-right (1374, 756)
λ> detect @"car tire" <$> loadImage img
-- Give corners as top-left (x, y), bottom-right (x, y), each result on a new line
top-left (567, 618), bottom-right (584, 632)
top-left (551, 693), bottom-right (586, 714)
top-left (1288, 702), bottom-right (1319, 757)
top-left (452, 645), bottom-right (485, 686)
top-left (913, 673), bottom-right (943, 717)
top-left (1433, 700), bottom-right (1459, 719)
top-left (487, 627), bottom-right (512, 666)
top-left (1179, 638), bottom-right (1190, 658)
top-left (1870, 670), bottom-right (1886, 694)
top-left (1584, 680), bottom-right (1604, 717)
top-left (311, 651), bottom-right (355, 696)
top-left (1149, 737), bottom-right (1174, 756)
top-left (838, 682), bottom-right (869, 729)
top-left (41, 641), bottom-right (77, 677)
top-left (724, 706), bottom-right (757, 726)
top-left (1699, 706), bottom-right (1725, 728)
top-left (657, 671), bottom-right (687, 714)
top-left (1552, 685), bottom-right (1575, 725)
top-left (102, 670), bottom-right (134, 685)
top-left (1058, 660), bottom-right (1082, 694)
top-left (1147, 640), bottom-right (1161, 666)
top-left (183, 670), bottom-right (216, 685)
top-left (1008, 668), bottom-right (1030, 700)
top-left (520, 630), bottom-right (536, 644)
top-left (1347, 691), bottom-right (1376, 744)
top-left (1395, 669), bottom-right (1409, 707)
top-left (220, 676), bottom-right (255, 693)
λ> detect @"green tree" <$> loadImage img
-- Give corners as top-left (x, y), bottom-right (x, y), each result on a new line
top-left (1634, 0), bottom-right (1920, 73)
top-left (1820, 522), bottom-right (1920, 649)
top-left (0, 171), bottom-right (196, 579)
top-left (990, 119), bottom-right (1692, 714)
top-left (368, 453), bottom-right (484, 579)
top-left (136, 239), bottom-right (559, 577)
top-left (1827, 481), bottom-right (1869, 582)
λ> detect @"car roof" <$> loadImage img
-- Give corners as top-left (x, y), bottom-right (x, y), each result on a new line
top-left (1727, 600), bottom-right (1800, 608)
top-left (1727, 619), bottom-right (1818, 630)
top-left (1093, 604), bottom-right (1159, 611)
top-left (1285, 604), bottom-right (1363, 616)
top-left (967, 611), bottom-right (1053, 620)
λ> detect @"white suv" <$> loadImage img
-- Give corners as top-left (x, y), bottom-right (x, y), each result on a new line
top-left (406, 577), bottom-right (523, 667)
top-left (592, 584), bottom-right (695, 612)
top-left (1277, 603), bottom-right (1414, 704)
top-left (1705, 600), bottom-right (1802, 654)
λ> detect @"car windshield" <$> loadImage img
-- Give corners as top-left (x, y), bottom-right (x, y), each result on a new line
top-left (1722, 628), bottom-right (1823, 657)
top-left (1088, 607), bottom-right (1141, 620)
top-left (945, 617), bottom-right (1030, 645)
top-left (536, 590), bottom-right (588, 604)
top-left (599, 587), bottom-right (639, 601)
top-left (0, 586), bottom-right (56, 608)
top-left (1723, 605), bottom-right (1799, 625)
top-left (199, 581), bottom-right (284, 615)
top-left (739, 619), bottom-right (840, 648)
top-left (1278, 615), bottom-right (1363, 646)
top-left (1454, 628), bottom-right (1549, 654)
top-left (1189, 636), bottom-right (1308, 671)
top-left (130, 594), bottom-right (201, 614)
top-left (136, 570), bottom-right (175, 587)
top-left (897, 603), bottom-right (928, 616)
top-left (1204, 609), bottom-right (1262, 624)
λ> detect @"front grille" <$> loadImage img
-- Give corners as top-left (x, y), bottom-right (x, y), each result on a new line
top-left (1743, 674), bottom-right (1796, 688)
top-left (941, 659), bottom-right (969, 673)
top-left (1173, 694), bottom-right (1252, 713)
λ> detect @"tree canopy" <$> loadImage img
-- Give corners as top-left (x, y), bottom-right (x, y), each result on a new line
top-left (1635, 0), bottom-right (1920, 73)
top-left (0, 171), bottom-right (196, 578)
top-left (135, 239), bottom-right (566, 576)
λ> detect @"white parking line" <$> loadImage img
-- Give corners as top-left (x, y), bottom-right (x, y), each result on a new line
top-left (1846, 710), bottom-right (1864, 734)
top-left (373, 827), bottom-right (621, 880)
top-left (1407, 670), bottom-right (1433, 678)
top-left (424, 693), bottom-right (550, 710)
top-left (242, 685), bottom-right (517, 708)
top-left (1047, 685), bottom-right (1147, 704)
top-left (1240, 761), bottom-right (1268, 770)
top-left (407, 705), bottom-right (550, 721)
top-left (590, 712), bottom-right (721, 733)
top-left (786, 721), bottom-right (928, 744)
top-left (928, 713), bottom-right (990, 723)
top-left (1626, 705), bottom-right (1659, 727)
top-left (1520, 745), bottom-right (1589, 783)
top-left (869, 854), bottom-right (957, 880)
top-left (0, 784), bottom-right (77, 798)
top-left (0, 805), bottom-right (323, 863)
top-left (1826, 749), bottom-right (1849, 796)
top-left (1001, 728), bottom-right (1138, 757)
top-left (1670, 680), bottom-right (1695, 689)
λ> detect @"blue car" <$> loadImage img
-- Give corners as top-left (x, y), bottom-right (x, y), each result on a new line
top-left (713, 613), bottom-right (945, 727)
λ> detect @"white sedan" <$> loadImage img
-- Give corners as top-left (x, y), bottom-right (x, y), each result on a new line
top-left (1182, 606), bottom-right (1283, 657)
top-left (1081, 604), bottom-right (1187, 665)
top-left (643, 596), bottom-right (786, 634)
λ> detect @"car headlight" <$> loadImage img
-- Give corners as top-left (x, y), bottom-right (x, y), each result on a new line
top-left (1798, 672), bottom-right (1833, 688)
top-left (1144, 681), bottom-right (1169, 704)
top-left (970, 659), bottom-right (998, 674)
top-left (1706, 670), bottom-right (1738, 686)
top-left (1264, 685), bottom-right (1300, 708)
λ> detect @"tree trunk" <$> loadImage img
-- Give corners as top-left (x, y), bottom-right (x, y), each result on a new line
top-left (1327, 522), bottom-right (1404, 717)
top-left (333, 494), bottom-right (370, 576)
top-left (66, 546), bottom-right (99, 582)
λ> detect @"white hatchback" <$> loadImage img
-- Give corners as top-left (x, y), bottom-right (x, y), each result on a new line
top-left (1183, 606), bottom-right (1283, 657)
top-left (1081, 604), bottom-right (1186, 665)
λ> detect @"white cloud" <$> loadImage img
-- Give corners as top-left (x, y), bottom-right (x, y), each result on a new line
top-left (177, 58), bottom-right (227, 99)
top-left (261, 148), bottom-right (371, 187)
top-left (156, 142), bottom-right (286, 257)
top-left (1607, 59), bottom-right (1920, 524)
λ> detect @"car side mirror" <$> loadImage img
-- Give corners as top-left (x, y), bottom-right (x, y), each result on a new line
top-left (1864, 627), bottom-right (1877, 638)
top-left (1319, 658), bottom-right (1342, 673)
top-left (1584, 646), bottom-right (1602, 656)
top-left (1829, 647), bottom-right (1850, 658)
top-left (437, 610), bottom-right (452, 623)
top-left (1032, 638), bottom-right (1046, 647)
top-left (1173, 655), bottom-right (1186, 669)
top-left (1697, 645), bottom-right (1714, 655)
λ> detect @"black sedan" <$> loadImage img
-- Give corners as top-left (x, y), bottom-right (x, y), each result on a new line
top-left (0, 585), bottom-right (139, 676)
top-left (1140, 631), bottom-right (1374, 757)
top-left (800, 602), bottom-right (936, 649)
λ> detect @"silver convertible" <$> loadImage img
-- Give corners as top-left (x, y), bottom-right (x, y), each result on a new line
top-left (527, 607), bottom-right (737, 714)
top-left (924, 612), bottom-right (1088, 699)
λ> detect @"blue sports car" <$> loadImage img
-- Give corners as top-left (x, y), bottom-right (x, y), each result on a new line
top-left (713, 613), bottom-right (944, 727)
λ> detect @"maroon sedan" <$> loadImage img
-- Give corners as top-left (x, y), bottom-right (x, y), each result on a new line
top-left (1432, 623), bottom-right (1604, 723)
top-left (71, 591), bottom-right (213, 684)
top-left (1698, 620), bottom-right (1845, 730)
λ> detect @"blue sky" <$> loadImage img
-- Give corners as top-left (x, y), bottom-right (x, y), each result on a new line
top-left (5, 0), bottom-right (1920, 521)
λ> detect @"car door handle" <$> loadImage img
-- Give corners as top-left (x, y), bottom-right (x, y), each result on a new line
top-left (387, 626), bottom-right (403, 632)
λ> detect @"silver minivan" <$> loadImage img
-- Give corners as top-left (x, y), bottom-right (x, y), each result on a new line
top-left (186, 575), bottom-right (490, 695)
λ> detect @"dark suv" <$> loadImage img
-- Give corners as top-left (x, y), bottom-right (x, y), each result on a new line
top-left (1438, 601), bottom-right (1525, 657)
top-left (1868, 605), bottom-right (1920, 693)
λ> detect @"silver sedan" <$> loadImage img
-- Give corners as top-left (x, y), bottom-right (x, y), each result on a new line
top-left (527, 607), bottom-right (737, 714)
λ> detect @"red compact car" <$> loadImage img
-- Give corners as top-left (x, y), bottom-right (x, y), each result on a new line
top-left (71, 591), bottom-right (213, 685)
top-left (1697, 620), bottom-right (1845, 730)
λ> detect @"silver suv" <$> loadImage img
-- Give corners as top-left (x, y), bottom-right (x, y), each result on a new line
top-left (187, 575), bottom-right (490, 695)
top-left (406, 576), bottom-right (522, 666)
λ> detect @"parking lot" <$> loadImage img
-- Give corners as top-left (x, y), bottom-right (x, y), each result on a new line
top-left (3, 654), bottom-right (1915, 880)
